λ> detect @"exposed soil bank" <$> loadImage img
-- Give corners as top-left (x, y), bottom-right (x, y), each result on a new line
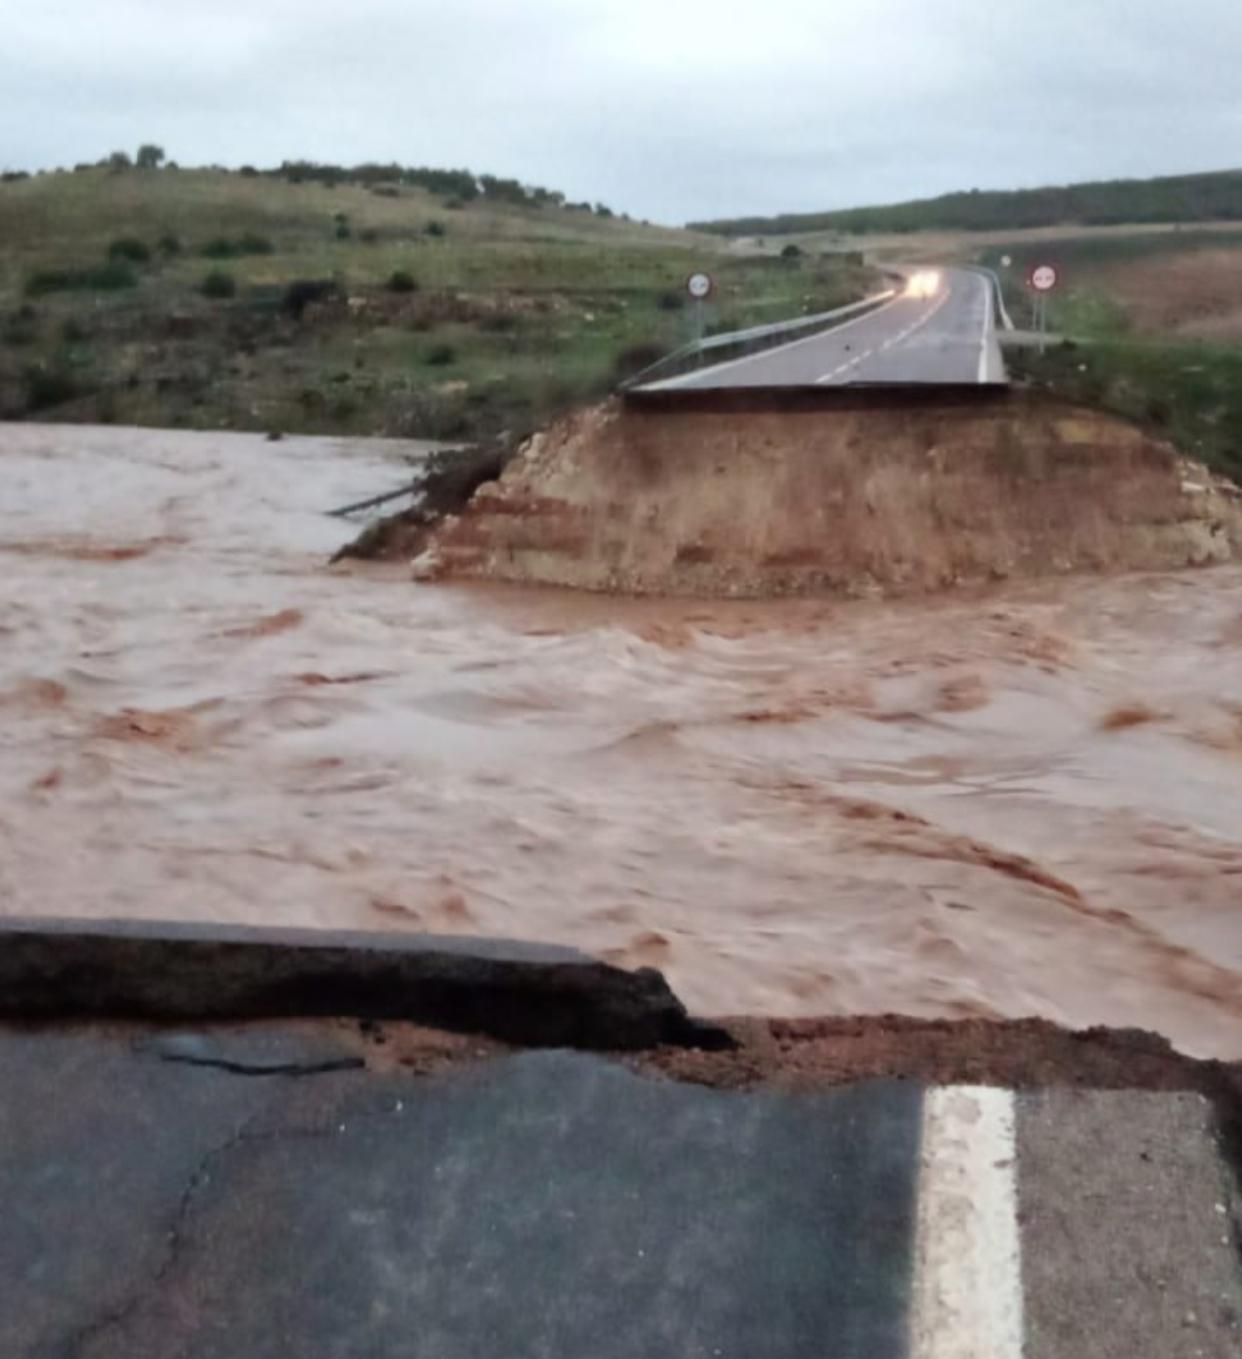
top-left (423, 391), bottom-right (1242, 596)
top-left (136, 1011), bottom-right (1242, 1169)
top-left (633, 1014), bottom-right (1242, 1097)
top-left (38, 1011), bottom-right (1242, 1100)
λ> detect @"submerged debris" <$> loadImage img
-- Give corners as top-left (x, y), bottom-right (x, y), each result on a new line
top-left (329, 443), bottom-right (512, 564)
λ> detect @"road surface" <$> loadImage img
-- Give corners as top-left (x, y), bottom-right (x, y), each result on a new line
top-left (6, 1024), bottom-right (1241, 1359)
top-left (640, 266), bottom-right (1006, 391)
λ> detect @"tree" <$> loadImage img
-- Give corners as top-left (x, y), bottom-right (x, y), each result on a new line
top-left (107, 151), bottom-right (132, 174)
top-left (200, 270), bottom-right (237, 299)
top-left (136, 144), bottom-right (166, 170)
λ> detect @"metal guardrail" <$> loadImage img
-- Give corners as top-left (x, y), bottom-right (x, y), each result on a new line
top-left (967, 265), bottom-right (1015, 332)
top-left (618, 289), bottom-right (898, 392)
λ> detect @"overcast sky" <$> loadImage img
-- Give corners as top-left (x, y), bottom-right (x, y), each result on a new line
top-left (4, 0), bottom-right (1241, 223)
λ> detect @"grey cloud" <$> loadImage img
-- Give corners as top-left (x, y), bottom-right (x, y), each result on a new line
top-left (2, 0), bottom-right (1240, 222)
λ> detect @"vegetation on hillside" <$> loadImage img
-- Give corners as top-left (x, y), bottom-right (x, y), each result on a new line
top-left (691, 169), bottom-right (1242, 237)
top-left (977, 228), bottom-right (1242, 289)
top-left (979, 232), bottom-right (1242, 483)
top-left (1009, 339), bottom-right (1242, 484)
top-left (0, 158), bottom-right (874, 439)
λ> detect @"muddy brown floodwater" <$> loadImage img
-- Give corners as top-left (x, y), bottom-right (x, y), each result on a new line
top-left (2, 423), bottom-right (1242, 1057)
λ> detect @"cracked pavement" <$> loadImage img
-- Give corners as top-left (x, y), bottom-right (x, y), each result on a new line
top-left (6, 1021), bottom-right (1242, 1358)
top-left (4, 1024), bottom-right (921, 1359)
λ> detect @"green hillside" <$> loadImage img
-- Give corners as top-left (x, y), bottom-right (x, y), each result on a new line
top-left (0, 160), bottom-right (872, 439)
top-left (690, 169), bottom-right (1242, 237)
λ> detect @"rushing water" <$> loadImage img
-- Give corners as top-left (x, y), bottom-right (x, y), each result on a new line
top-left (3, 422), bottom-right (1241, 1056)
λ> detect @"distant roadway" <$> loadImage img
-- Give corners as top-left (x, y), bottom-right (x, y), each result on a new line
top-left (638, 266), bottom-right (1006, 391)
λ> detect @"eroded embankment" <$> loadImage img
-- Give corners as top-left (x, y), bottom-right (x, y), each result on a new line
top-left (419, 391), bottom-right (1242, 596)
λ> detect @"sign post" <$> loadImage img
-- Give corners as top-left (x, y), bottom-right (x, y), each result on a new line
top-left (686, 272), bottom-right (715, 354)
top-left (1028, 263), bottom-right (1059, 353)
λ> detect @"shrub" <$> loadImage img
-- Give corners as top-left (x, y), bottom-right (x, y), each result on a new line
top-left (62, 317), bottom-right (89, 343)
top-left (283, 278), bottom-right (337, 318)
top-left (424, 221), bottom-right (446, 238)
top-left (22, 362), bottom-right (80, 411)
top-left (614, 341), bottom-right (665, 381)
top-left (3, 312), bottom-right (38, 346)
top-left (387, 270), bottom-right (418, 293)
top-left (1145, 395), bottom-right (1172, 428)
top-left (26, 262), bottom-right (137, 295)
top-left (239, 165), bottom-right (260, 177)
top-left (108, 237), bottom-right (151, 264)
top-left (92, 261), bottom-right (140, 289)
top-left (370, 185), bottom-right (401, 198)
top-left (780, 243), bottom-right (803, 261)
top-left (200, 270), bottom-right (237, 299)
top-left (157, 233), bottom-right (182, 257)
top-left (202, 234), bottom-right (272, 258)
top-left (2, 170), bottom-right (31, 183)
top-left (424, 344), bottom-right (457, 366)
top-left (335, 222), bottom-right (352, 240)
top-left (359, 228), bottom-right (379, 245)
top-left (657, 291), bottom-right (684, 312)
top-left (238, 232), bottom-right (274, 255)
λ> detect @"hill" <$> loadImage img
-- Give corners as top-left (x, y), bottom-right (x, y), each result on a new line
top-left (689, 168), bottom-right (1242, 237)
top-left (0, 160), bottom-right (871, 440)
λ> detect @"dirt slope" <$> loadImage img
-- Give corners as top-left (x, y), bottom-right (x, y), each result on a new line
top-left (423, 392), bottom-right (1242, 596)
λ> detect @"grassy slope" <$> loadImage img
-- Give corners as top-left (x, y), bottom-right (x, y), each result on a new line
top-left (0, 169), bottom-right (872, 439)
top-left (690, 168), bottom-right (1242, 237)
top-left (971, 229), bottom-right (1242, 483)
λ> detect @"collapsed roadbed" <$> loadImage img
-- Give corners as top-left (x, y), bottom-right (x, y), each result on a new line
top-left (382, 389), bottom-right (1242, 597)
top-left (7, 917), bottom-right (1239, 1098)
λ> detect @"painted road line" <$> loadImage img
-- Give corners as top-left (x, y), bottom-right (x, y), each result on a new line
top-left (977, 275), bottom-right (993, 384)
top-left (910, 1087), bottom-right (1024, 1359)
top-left (818, 287), bottom-right (952, 385)
top-left (645, 291), bottom-right (907, 391)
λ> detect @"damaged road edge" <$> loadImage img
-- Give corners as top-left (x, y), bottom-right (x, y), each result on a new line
top-left (0, 917), bottom-right (735, 1053)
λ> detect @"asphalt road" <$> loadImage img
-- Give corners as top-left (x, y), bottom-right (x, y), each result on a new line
top-left (5, 1028), bottom-right (1241, 1358)
top-left (642, 266), bottom-right (1006, 391)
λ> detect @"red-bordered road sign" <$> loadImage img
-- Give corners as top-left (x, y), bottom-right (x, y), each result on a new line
top-left (1028, 264), bottom-right (1059, 293)
top-left (686, 272), bottom-right (715, 301)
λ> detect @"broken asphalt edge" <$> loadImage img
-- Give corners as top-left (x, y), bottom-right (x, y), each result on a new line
top-left (0, 917), bottom-right (734, 1053)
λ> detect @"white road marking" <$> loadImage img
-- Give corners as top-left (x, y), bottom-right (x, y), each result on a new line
top-left (643, 292), bottom-right (905, 391)
top-left (910, 1087), bottom-right (1023, 1359)
top-left (816, 287), bottom-right (951, 385)
top-left (977, 276), bottom-right (993, 384)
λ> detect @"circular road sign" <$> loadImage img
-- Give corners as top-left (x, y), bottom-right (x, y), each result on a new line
top-left (686, 271), bottom-right (714, 301)
top-left (1029, 264), bottom-right (1059, 293)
